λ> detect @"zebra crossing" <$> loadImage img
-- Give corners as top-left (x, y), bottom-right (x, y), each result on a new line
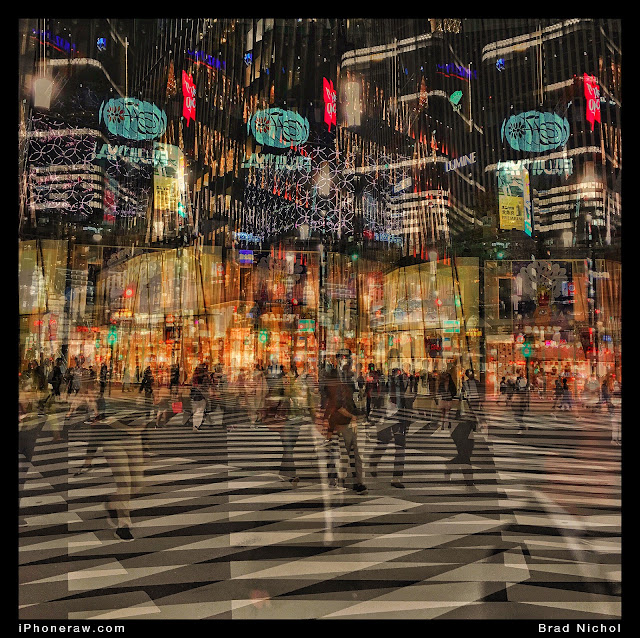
top-left (19, 397), bottom-right (621, 620)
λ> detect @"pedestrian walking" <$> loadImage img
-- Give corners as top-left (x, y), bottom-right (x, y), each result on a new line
top-left (122, 366), bottom-right (131, 392)
top-left (248, 364), bottom-right (268, 425)
top-left (189, 364), bottom-right (209, 431)
top-left (323, 368), bottom-right (368, 494)
top-left (436, 370), bottom-right (457, 430)
top-left (97, 410), bottom-right (147, 541)
top-left (444, 402), bottom-right (478, 488)
top-left (42, 357), bottom-right (63, 407)
top-left (513, 371), bottom-right (529, 433)
top-left (499, 376), bottom-right (507, 404)
top-left (139, 366), bottom-right (155, 418)
top-left (560, 377), bottom-right (573, 411)
top-left (368, 371), bottom-right (411, 488)
top-left (552, 377), bottom-right (563, 411)
top-left (462, 369), bottom-right (485, 432)
top-left (99, 362), bottom-right (109, 395)
top-left (169, 364), bottom-right (180, 399)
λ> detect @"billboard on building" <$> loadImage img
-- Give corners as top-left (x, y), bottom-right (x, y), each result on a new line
top-left (498, 161), bottom-right (531, 235)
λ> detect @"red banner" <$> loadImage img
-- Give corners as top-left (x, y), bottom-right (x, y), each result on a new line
top-left (584, 73), bottom-right (601, 131)
top-left (182, 71), bottom-right (196, 127)
top-left (323, 77), bottom-right (336, 131)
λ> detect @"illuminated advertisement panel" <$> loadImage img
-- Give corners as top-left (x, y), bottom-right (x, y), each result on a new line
top-left (182, 71), bottom-right (196, 127)
top-left (154, 143), bottom-right (186, 229)
top-left (247, 108), bottom-right (310, 148)
top-left (99, 98), bottom-right (167, 140)
top-left (501, 111), bottom-right (569, 153)
top-left (498, 162), bottom-right (531, 233)
top-left (323, 78), bottom-right (337, 131)
top-left (523, 170), bottom-right (532, 236)
top-left (584, 73), bottom-right (601, 131)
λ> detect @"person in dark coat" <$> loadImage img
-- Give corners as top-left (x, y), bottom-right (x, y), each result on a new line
top-left (323, 368), bottom-right (368, 494)
top-left (436, 371), bottom-right (457, 430)
top-left (444, 406), bottom-right (477, 488)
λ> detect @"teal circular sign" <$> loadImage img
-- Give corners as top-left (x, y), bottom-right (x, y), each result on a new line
top-left (248, 108), bottom-right (309, 148)
top-left (100, 98), bottom-right (167, 141)
top-left (501, 111), bottom-right (570, 153)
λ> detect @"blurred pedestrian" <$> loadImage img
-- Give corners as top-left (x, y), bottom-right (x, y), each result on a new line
top-left (189, 364), bottom-right (209, 431)
top-left (248, 364), bottom-right (268, 425)
top-left (436, 370), bottom-right (457, 430)
top-left (444, 403), bottom-right (478, 488)
top-left (42, 357), bottom-right (63, 407)
top-left (513, 371), bottom-right (529, 433)
top-left (139, 366), bottom-right (154, 418)
top-left (169, 364), bottom-right (180, 399)
top-left (122, 366), bottom-right (131, 392)
top-left (323, 368), bottom-right (368, 494)
top-left (499, 376), bottom-right (507, 404)
top-left (552, 377), bottom-right (563, 411)
top-left (560, 377), bottom-right (572, 411)
top-left (368, 370), bottom-right (411, 489)
top-left (99, 362), bottom-right (109, 395)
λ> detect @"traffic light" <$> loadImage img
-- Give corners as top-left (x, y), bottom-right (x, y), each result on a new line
top-left (107, 324), bottom-right (118, 345)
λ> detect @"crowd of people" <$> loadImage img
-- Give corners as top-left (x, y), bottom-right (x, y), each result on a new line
top-left (19, 353), bottom-right (621, 540)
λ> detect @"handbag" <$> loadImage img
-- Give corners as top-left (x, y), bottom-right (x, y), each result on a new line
top-left (172, 401), bottom-right (183, 414)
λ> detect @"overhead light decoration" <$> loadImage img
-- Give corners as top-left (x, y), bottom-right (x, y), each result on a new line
top-left (496, 58), bottom-right (505, 71)
top-left (96, 37), bottom-right (106, 51)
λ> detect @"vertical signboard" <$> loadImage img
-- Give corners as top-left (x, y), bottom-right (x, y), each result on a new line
top-left (154, 143), bottom-right (186, 236)
top-left (182, 71), bottom-right (196, 127)
top-left (523, 169), bottom-right (532, 237)
top-left (323, 78), bottom-right (336, 131)
top-left (498, 161), bottom-right (531, 234)
top-left (584, 73), bottom-right (601, 131)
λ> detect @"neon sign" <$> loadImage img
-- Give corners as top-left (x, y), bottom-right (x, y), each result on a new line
top-left (501, 111), bottom-right (570, 153)
top-left (99, 98), bottom-right (167, 140)
top-left (93, 143), bottom-right (169, 167)
top-left (374, 232), bottom-right (403, 245)
top-left (31, 29), bottom-right (76, 55)
top-left (531, 158), bottom-right (573, 176)
top-left (584, 74), bottom-right (601, 131)
top-left (186, 50), bottom-right (226, 70)
top-left (323, 78), bottom-right (337, 131)
top-left (445, 151), bottom-right (476, 172)
top-left (241, 153), bottom-right (310, 172)
top-left (233, 231), bottom-right (264, 244)
top-left (247, 108), bottom-right (310, 148)
top-left (182, 71), bottom-right (196, 127)
top-left (238, 250), bottom-right (254, 264)
top-left (436, 63), bottom-right (476, 80)
top-left (449, 90), bottom-right (463, 113)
